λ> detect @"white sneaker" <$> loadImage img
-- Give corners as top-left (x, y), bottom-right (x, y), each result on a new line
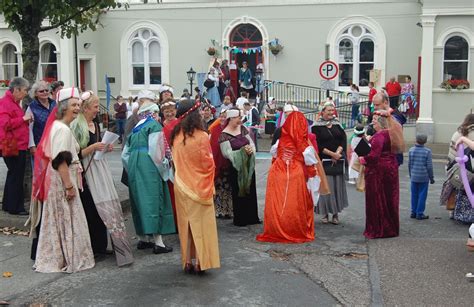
top-left (348, 179), bottom-right (356, 185)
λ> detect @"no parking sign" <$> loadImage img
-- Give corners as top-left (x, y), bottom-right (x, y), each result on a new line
top-left (319, 60), bottom-right (338, 80)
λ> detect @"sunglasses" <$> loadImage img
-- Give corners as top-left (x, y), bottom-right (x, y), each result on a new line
top-left (37, 89), bottom-right (49, 93)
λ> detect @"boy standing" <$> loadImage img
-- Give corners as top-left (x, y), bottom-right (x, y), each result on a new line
top-left (408, 134), bottom-right (435, 220)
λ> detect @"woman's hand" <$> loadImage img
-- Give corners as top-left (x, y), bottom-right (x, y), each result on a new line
top-left (332, 152), bottom-right (342, 160)
top-left (94, 142), bottom-right (106, 152)
top-left (107, 144), bottom-right (114, 152)
top-left (455, 136), bottom-right (467, 148)
top-left (23, 113), bottom-right (33, 123)
top-left (244, 144), bottom-right (253, 155)
top-left (65, 186), bottom-right (76, 202)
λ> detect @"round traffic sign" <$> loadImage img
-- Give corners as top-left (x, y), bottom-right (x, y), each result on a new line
top-left (319, 60), bottom-right (339, 80)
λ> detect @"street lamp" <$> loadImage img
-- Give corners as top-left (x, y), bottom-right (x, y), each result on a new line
top-left (187, 67), bottom-right (196, 97)
top-left (255, 67), bottom-right (264, 109)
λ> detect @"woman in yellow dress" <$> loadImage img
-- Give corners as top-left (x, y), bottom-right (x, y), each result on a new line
top-left (171, 99), bottom-right (220, 274)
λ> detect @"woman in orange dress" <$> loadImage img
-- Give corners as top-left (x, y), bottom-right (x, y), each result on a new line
top-left (171, 99), bottom-right (220, 274)
top-left (257, 111), bottom-right (322, 243)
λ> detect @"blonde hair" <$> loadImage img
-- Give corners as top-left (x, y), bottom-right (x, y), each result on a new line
top-left (71, 93), bottom-right (100, 149)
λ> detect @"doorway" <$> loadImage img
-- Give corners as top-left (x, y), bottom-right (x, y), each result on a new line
top-left (79, 59), bottom-right (92, 92)
top-left (229, 23), bottom-right (263, 98)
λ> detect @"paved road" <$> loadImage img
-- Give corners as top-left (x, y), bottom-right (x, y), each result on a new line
top-left (1, 150), bottom-right (473, 306)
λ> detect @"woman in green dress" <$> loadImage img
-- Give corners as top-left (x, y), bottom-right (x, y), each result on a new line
top-left (122, 90), bottom-right (176, 254)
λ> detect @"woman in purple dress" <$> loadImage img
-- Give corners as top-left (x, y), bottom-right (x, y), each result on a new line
top-left (361, 111), bottom-right (403, 238)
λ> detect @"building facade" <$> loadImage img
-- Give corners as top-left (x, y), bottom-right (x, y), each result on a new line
top-left (0, 0), bottom-right (473, 142)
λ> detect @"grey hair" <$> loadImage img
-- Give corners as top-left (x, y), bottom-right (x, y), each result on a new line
top-left (8, 77), bottom-right (29, 92)
top-left (376, 115), bottom-right (389, 129)
top-left (29, 80), bottom-right (49, 99)
top-left (55, 99), bottom-right (71, 120)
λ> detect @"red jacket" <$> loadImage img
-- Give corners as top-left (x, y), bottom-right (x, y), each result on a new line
top-left (0, 90), bottom-right (29, 150)
top-left (368, 88), bottom-right (377, 102)
top-left (385, 81), bottom-right (401, 97)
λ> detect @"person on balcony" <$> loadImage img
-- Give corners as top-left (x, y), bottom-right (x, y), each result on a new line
top-left (239, 61), bottom-right (253, 97)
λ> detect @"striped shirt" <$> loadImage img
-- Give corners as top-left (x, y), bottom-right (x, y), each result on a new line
top-left (408, 144), bottom-right (434, 183)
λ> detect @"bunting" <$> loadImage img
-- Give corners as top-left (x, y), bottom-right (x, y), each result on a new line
top-left (222, 39), bottom-right (280, 55)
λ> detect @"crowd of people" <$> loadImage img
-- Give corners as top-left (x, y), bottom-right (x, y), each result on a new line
top-left (0, 74), bottom-right (472, 277)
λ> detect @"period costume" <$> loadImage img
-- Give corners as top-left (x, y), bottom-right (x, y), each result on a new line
top-left (218, 119), bottom-right (260, 226)
top-left (210, 119), bottom-right (233, 218)
top-left (71, 117), bottom-right (133, 266)
top-left (172, 128), bottom-right (220, 271)
top-left (122, 111), bottom-right (176, 240)
top-left (29, 104), bottom-right (94, 273)
top-left (312, 117), bottom-right (349, 216)
top-left (362, 129), bottom-right (400, 238)
top-left (257, 111), bottom-right (326, 243)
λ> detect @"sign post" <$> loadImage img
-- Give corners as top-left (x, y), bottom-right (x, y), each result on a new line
top-left (319, 60), bottom-right (339, 100)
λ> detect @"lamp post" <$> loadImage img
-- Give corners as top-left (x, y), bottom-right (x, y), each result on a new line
top-left (187, 67), bottom-right (196, 98)
top-left (255, 67), bottom-right (263, 110)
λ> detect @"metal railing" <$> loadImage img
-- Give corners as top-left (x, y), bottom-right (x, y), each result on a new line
top-left (262, 80), bottom-right (417, 129)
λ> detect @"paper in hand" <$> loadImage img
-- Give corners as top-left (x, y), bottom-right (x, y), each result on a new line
top-left (94, 131), bottom-right (120, 160)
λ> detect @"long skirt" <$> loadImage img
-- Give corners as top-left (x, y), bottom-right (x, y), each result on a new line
top-left (256, 158), bottom-right (314, 243)
top-left (228, 167), bottom-right (260, 226)
top-left (454, 190), bottom-right (474, 224)
top-left (83, 155), bottom-right (134, 266)
top-left (214, 172), bottom-right (233, 218)
top-left (34, 164), bottom-right (94, 273)
top-left (174, 183), bottom-right (220, 271)
top-left (316, 175), bottom-right (348, 215)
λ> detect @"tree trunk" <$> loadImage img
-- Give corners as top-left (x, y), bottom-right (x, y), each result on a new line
top-left (17, 29), bottom-right (41, 204)
top-left (19, 30), bottom-right (40, 85)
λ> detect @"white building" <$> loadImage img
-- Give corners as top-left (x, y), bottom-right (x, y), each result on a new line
top-left (0, 0), bottom-right (473, 142)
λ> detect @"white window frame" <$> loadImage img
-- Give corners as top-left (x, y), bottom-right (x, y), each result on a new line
top-left (38, 42), bottom-right (58, 82)
top-left (327, 16), bottom-right (386, 93)
top-left (0, 43), bottom-right (20, 81)
top-left (120, 21), bottom-right (169, 95)
top-left (129, 29), bottom-right (162, 87)
top-left (442, 34), bottom-right (469, 81)
top-left (336, 25), bottom-right (375, 91)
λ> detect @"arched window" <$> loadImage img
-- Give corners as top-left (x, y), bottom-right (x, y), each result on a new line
top-left (39, 43), bottom-right (58, 82)
top-left (337, 25), bottom-right (375, 87)
top-left (443, 36), bottom-right (469, 80)
top-left (2, 44), bottom-right (19, 80)
top-left (129, 28), bottom-right (161, 86)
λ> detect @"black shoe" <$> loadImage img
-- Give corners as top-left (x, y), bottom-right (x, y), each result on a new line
top-left (153, 244), bottom-right (173, 254)
top-left (137, 241), bottom-right (154, 250)
top-left (410, 213), bottom-right (416, 219)
top-left (10, 211), bottom-right (28, 216)
top-left (416, 214), bottom-right (429, 220)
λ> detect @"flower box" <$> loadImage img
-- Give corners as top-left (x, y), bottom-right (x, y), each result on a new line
top-left (440, 79), bottom-right (470, 91)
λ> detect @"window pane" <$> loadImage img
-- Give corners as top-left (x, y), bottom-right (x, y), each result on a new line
top-left (3, 65), bottom-right (18, 80)
top-left (40, 43), bottom-right (57, 63)
top-left (132, 42), bottom-right (144, 62)
top-left (2, 44), bottom-right (17, 64)
top-left (360, 39), bottom-right (374, 62)
top-left (339, 39), bottom-right (353, 62)
top-left (339, 64), bottom-right (353, 86)
top-left (444, 36), bottom-right (468, 60)
top-left (149, 41), bottom-right (161, 63)
top-left (443, 61), bottom-right (468, 80)
top-left (359, 64), bottom-right (373, 86)
top-left (133, 65), bottom-right (145, 84)
top-left (41, 64), bottom-right (57, 82)
top-left (150, 65), bottom-right (161, 85)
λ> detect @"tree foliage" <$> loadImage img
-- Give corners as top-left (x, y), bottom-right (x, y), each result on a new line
top-left (0, 0), bottom-right (127, 82)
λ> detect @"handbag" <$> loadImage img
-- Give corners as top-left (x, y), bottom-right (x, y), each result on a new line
top-left (204, 78), bottom-right (215, 89)
top-left (322, 159), bottom-right (344, 176)
top-left (0, 126), bottom-right (19, 157)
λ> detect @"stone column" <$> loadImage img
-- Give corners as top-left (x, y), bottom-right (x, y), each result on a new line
top-left (416, 15), bottom-right (436, 143)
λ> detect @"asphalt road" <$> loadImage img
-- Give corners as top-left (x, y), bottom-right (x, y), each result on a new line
top-left (1, 150), bottom-right (473, 306)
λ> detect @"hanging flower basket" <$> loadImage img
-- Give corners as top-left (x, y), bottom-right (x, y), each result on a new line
top-left (207, 47), bottom-right (217, 56)
top-left (269, 43), bottom-right (283, 55)
top-left (440, 79), bottom-right (470, 91)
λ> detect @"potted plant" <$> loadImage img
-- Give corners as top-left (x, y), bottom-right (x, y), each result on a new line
top-left (440, 79), bottom-right (470, 91)
top-left (207, 46), bottom-right (217, 56)
top-left (269, 40), bottom-right (284, 55)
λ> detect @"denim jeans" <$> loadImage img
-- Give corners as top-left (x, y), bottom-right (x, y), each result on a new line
top-left (116, 118), bottom-right (126, 140)
top-left (411, 181), bottom-right (429, 217)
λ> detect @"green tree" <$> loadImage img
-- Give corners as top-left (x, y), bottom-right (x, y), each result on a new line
top-left (0, 0), bottom-right (127, 83)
